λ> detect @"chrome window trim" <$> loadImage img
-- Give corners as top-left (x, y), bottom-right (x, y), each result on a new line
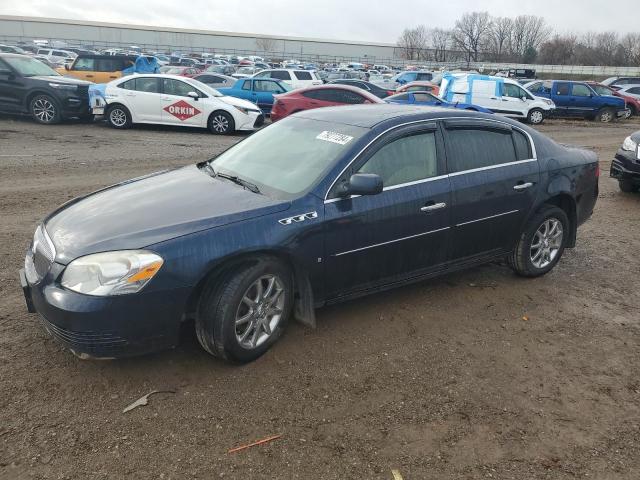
top-left (455, 209), bottom-right (520, 227)
top-left (323, 116), bottom-right (538, 203)
top-left (333, 227), bottom-right (450, 257)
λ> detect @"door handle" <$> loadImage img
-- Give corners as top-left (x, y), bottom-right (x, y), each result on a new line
top-left (490, 97), bottom-right (498, 100)
top-left (85, 74), bottom-right (94, 78)
top-left (513, 182), bottom-right (534, 191)
top-left (502, 98), bottom-right (509, 102)
top-left (124, 92), bottom-right (136, 96)
top-left (161, 96), bottom-right (172, 101)
top-left (421, 202), bottom-right (447, 212)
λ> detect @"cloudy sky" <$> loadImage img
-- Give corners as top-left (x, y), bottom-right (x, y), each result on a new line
top-left (1, 0), bottom-right (636, 43)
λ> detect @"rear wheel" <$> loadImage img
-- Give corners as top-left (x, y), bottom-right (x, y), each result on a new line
top-left (30, 95), bottom-right (61, 124)
top-left (595, 107), bottom-right (615, 123)
top-left (195, 257), bottom-right (293, 363)
top-left (527, 108), bottom-right (544, 125)
top-left (619, 179), bottom-right (637, 193)
top-left (508, 206), bottom-right (569, 277)
top-left (106, 104), bottom-right (132, 129)
top-left (208, 111), bottom-right (235, 134)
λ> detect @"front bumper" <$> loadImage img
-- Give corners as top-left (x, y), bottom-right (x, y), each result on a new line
top-left (19, 266), bottom-right (190, 359)
top-left (617, 108), bottom-right (631, 118)
top-left (610, 150), bottom-right (640, 181)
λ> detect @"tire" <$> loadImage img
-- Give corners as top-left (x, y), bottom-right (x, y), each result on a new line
top-left (208, 111), bottom-right (235, 134)
top-left (595, 107), bottom-right (615, 123)
top-left (619, 179), bottom-right (637, 193)
top-left (30, 94), bottom-right (61, 124)
top-left (508, 205), bottom-right (570, 277)
top-left (527, 108), bottom-right (545, 125)
top-left (106, 104), bottom-right (132, 129)
top-left (195, 257), bottom-right (293, 363)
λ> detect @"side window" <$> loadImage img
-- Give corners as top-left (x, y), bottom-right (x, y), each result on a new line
top-left (118, 79), bottom-right (136, 90)
top-left (446, 127), bottom-right (517, 172)
top-left (527, 82), bottom-right (542, 93)
top-left (254, 80), bottom-right (280, 92)
top-left (335, 90), bottom-right (367, 104)
top-left (513, 130), bottom-right (533, 160)
top-left (0, 59), bottom-right (12, 73)
top-left (555, 83), bottom-right (570, 96)
top-left (294, 71), bottom-right (312, 80)
top-left (302, 89), bottom-right (333, 101)
top-left (571, 84), bottom-right (592, 97)
top-left (628, 87), bottom-right (640, 94)
top-left (197, 75), bottom-right (214, 83)
top-left (271, 71), bottom-right (291, 81)
top-left (391, 93), bottom-right (410, 101)
top-left (541, 81), bottom-right (553, 94)
top-left (253, 71), bottom-right (270, 78)
top-left (503, 83), bottom-right (524, 98)
top-left (73, 58), bottom-right (94, 71)
top-left (135, 77), bottom-right (160, 93)
top-left (96, 58), bottom-right (120, 72)
top-left (242, 80), bottom-right (251, 90)
top-left (358, 132), bottom-right (438, 187)
top-left (413, 93), bottom-right (436, 102)
top-left (416, 73), bottom-right (432, 81)
top-left (162, 78), bottom-right (194, 96)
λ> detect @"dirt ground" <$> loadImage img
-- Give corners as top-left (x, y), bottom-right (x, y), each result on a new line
top-left (0, 114), bottom-right (639, 480)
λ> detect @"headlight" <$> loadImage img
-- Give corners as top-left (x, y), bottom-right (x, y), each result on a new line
top-left (233, 105), bottom-right (259, 115)
top-left (48, 82), bottom-right (78, 91)
top-left (543, 99), bottom-right (555, 106)
top-left (622, 136), bottom-right (638, 152)
top-left (61, 250), bottom-right (163, 296)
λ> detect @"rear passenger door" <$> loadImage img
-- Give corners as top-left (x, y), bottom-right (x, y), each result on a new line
top-left (443, 120), bottom-right (540, 261)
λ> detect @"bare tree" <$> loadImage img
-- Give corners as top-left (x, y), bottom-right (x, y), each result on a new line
top-left (431, 28), bottom-right (451, 62)
top-left (620, 33), bottom-right (640, 65)
top-left (537, 34), bottom-right (578, 64)
top-left (396, 25), bottom-right (429, 61)
top-left (255, 37), bottom-right (277, 54)
top-left (452, 11), bottom-right (492, 63)
top-left (487, 17), bottom-right (513, 61)
top-left (508, 15), bottom-right (550, 62)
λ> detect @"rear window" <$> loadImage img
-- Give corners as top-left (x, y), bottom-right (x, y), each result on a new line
top-left (446, 127), bottom-right (518, 172)
top-left (294, 70), bottom-right (312, 80)
top-left (513, 130), bottom-right (532, 160)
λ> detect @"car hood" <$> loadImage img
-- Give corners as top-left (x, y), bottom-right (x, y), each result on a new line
top-left (44, 165), bottom-right (290, 264)
top-left (219, 95), bottom-right (259, 110)
top-left (31, 75), bottom-right (93, 86)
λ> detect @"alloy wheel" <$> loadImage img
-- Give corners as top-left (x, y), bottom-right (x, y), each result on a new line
top-left (600, 111), bottom-right (613, 123)
top-left (235, 275), bottom-right (285, 349)
top-left (211, 115), bottom-right (229, 133)
top-left (32, 98), bottom-right (56, 123)
top-left (109, 108), bottom-right (127, 127)
top-left (530, 218), bottom-right (563, 269)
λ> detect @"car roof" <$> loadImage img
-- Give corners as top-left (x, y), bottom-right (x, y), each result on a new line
top-left (295, 104), bottom-right (490, 128)
top-left (288, 83), bottom-right (384, 102)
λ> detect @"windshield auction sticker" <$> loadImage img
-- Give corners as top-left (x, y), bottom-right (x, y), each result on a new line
top-left (316, 131), bottom-right (354, 145)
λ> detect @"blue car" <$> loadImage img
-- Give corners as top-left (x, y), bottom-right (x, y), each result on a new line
top-left (217, 78), bottom-right (291, 114)
top-left (386, 91), bottom-right (493, 113)
top-left (393, 71), bottom-right (433, 85)
top-left (20, 106), bottom-right (599, 363)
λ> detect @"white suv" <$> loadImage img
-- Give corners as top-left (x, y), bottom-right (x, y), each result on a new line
top-left (36, 48), bottom-right (77, 65)
top-left (253, 69), bottom-right (322, 89)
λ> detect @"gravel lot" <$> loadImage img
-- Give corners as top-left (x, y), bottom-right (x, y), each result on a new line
top-left (1, 114), bottom-right (639, 480)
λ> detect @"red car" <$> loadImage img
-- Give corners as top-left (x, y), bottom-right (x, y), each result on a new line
top-left (161, 66), bottom-right (202, 78)
top-left (587, 81), bottom-right (639, 117)
top-left (270, 84), bottom-right (384, 122)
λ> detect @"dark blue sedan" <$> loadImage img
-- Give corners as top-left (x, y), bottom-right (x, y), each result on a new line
top-left (20, 106), bottom-right (599, 363)
top-left (386, 91), bottom-right (493, 113)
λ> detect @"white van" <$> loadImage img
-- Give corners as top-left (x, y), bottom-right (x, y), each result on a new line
top-left (36, 48), bottom-right (77, 65)
top-left (439, 73), bottom-right (555, 125)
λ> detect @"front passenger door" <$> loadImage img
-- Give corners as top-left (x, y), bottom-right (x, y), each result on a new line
top-left (324, 124), bottom-right (451, 298)
top-left (161, 78), bottom-right (206, 127)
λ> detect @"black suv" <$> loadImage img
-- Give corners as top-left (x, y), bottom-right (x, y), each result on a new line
top-left (0, 53), bottom-right (92, 124)
top-left (611, 131), bottom-right (640, 192)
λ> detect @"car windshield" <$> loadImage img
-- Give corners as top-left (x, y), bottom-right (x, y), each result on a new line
top-left (165, 67), bottom-right (186, 74)
top-left (210, 117), bottom-right (367, 198)
top-left (4, 56), bottom-right (60, 77)
top-left (593, 85), bottom-right (612, 95)
top-left (237, 67), bottom-right (256, 74)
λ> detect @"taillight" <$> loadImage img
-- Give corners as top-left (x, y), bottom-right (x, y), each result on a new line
top-left (595, 163), bottom-right (600, 178)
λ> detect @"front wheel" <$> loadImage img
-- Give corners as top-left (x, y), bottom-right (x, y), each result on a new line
top-left (208, 111), bottom-right (235, 134)
top-left (30, 95), bottom-right (61, 124)
top-left (196, 257), bottom-right (293, 363)
top-left (527, 108), bottom-right (545, 125)
top-left (106, 104), bottom-right (132, 129)
top-left (595, 107), bottom-right (615, 123)
top-left (508, 206), bottom-right (569, 277)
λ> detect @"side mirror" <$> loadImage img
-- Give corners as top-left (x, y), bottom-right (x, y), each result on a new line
top-left (339, 173), bottom-right (383, 197)
top-left (187, 91), bottom-right (199, 100)
top-left (521, 96), bottom-right (527, 101)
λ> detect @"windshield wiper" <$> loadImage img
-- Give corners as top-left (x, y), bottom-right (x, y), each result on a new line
top-left (217, 172), bottom-right (261, 194)
top-left (199, 163), bottom-right (260, 193)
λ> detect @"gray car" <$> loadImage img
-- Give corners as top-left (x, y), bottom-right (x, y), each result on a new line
top-left (613, 84), bottom-right (640, 101)
top-left (191, 73), bottom-right (236, 89)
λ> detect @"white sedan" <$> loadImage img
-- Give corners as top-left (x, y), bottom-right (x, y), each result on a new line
top-left (93, 74), bottom-right (264, 134)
